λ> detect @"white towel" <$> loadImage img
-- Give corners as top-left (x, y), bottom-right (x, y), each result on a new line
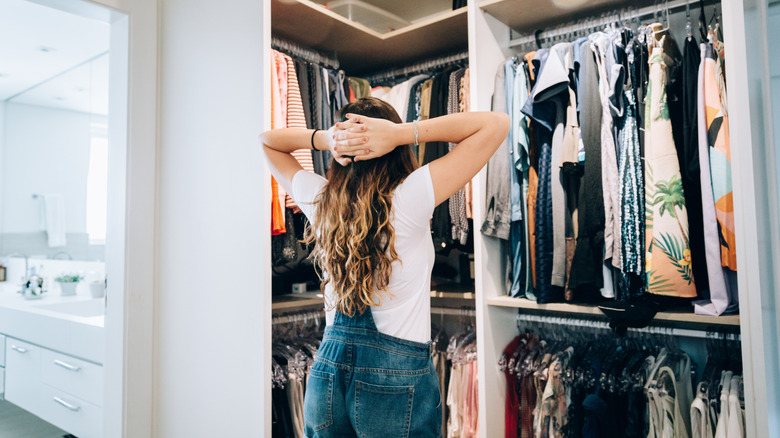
top-left (40, 194), bottom-right (66, 247)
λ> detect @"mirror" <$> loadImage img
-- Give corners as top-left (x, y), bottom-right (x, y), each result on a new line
top-left (1, 0), bottom-right (109, 262)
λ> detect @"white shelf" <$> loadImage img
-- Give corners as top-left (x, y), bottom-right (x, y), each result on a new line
top-left (486, 296), bottom-right (741, 327)
top-left (479, 0), bottom-right (655, 33)
top-left (272, 0), bottom-right (467, 75)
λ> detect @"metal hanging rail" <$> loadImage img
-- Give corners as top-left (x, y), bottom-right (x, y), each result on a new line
top-left (508, 0), bottom-right (720, 48)
top-left (515, 312), bottom-right (739, 340)
top-left (271, 37), bottom-right (340, 70)
top-left (362, 51), bottom-right (469, 85)
top-left (272, 309), bottom-right (326, 326)
top-left (431, 307), bottom-right (476, 317)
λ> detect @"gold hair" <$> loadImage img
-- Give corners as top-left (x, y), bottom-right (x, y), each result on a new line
top-left (302, 97), bottom-right (417, 316)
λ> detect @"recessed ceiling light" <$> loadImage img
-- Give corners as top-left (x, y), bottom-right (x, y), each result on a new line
top-left (38, 46), bottom-right (57, 53)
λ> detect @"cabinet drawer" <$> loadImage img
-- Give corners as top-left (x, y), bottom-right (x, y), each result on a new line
top-left (0, 334), bottom-right (6, 366)
top-left (41, 349), bottom-right (103, 406)
top-left (40, 385), bottom-right (102, 438)
top-left (5, 338), bottom-right (41, 412)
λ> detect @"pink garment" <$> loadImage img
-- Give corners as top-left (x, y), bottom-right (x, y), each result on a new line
top-left (462, 361), bottom-right (479, 438)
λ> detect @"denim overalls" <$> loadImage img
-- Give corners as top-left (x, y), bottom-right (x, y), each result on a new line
top-left (303, 307), bottom-right (442, 437)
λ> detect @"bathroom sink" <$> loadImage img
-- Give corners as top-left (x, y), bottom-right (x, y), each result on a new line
top-left (33, 299), bottom-right (105, 317)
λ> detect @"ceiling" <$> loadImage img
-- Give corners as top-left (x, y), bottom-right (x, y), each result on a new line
top-left (0, 0), bottom-right (109, 115)
top-left (313, 0), bottom-right (454, 30)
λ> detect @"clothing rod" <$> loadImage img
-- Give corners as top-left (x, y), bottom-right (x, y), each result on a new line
top-left (272, 309), bottom-right (325, 326)
top-left (508, 0), bottom-right (720, 48)
top-left (362, 51), bottom-right (469, 84)
top-left (271, 37), bottom-right (339, 70)
top-left (515, 313), bottom-right (739, 340)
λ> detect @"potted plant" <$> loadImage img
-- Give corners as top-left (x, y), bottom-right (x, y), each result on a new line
top-left (55, 273), bottom-right (82, 296)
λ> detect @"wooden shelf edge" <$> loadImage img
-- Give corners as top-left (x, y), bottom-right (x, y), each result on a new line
top-left (271, 293), bottom-right (324, 311)
top-left (431, 291), bottom-right (476, 299)
top-left (486, 296), bottom-right (741, 327)
top-left (382, 7), bottom-right (467, 41)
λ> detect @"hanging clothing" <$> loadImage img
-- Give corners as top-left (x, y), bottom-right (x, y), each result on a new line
top-left (618, 42), bottom-right (645, 280)
top-left (593, 33), bottom-right (622, 274)
top-left (449, 68), bottom-right (470, 245)
top-left (701, 44), bottom-right (736, 272)
top-left (568, 41), bottom-right (605, 301)
top-left (643, 42), bottom-right (697, 298)
top-left (283, 53), bottom-right (315, 213)
top-left (694, 41), bottom-right (737, 316)
top-left (270, 52), bottom-right (287, 235)
top-left (680, 37), bottom-right (710, 295)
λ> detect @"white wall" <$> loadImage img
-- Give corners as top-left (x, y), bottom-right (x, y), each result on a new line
top-left (0, 101), bottom-right (5, 242)
top-left (2, 102), bottom-right (106, 233)
top-left (155, 0), bottom-right (266, 436)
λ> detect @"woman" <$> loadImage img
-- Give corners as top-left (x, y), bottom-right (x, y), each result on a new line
top-left (260, 97), bottom-right (508, 437)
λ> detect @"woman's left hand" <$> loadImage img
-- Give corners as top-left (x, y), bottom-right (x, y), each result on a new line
top-left (342, 113), bottom-right (402, 162)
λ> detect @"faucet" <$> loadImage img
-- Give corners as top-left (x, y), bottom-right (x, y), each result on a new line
top-left (4, 252), bottom-right (29, 281)
top-left (50, 251), bottom-right (73, 260)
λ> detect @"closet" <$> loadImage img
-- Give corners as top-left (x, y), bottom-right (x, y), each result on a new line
top-left (261, 1), bottom-right (778, 437)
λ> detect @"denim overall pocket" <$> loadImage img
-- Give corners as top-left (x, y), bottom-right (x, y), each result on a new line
top-left (304, 369), bottom-right (334, 432)
top-left (354, 380), bottom-right (414, 438)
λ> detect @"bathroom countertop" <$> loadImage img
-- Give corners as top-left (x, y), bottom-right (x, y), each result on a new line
top-left (0, 282), bottom-right (105, 364)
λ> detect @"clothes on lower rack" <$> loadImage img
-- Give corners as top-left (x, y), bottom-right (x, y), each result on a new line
top-left (483, 18), bottom-right (738, 314)
top-left (501, 320), bottom-right (744, 438)
top-left (271, 312), bottom-right (324, 437)
top-left (432, 318), bottom-right (479, 438)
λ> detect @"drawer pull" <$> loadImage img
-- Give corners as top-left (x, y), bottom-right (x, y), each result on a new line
top-left (54, 359), bottom-right (81, 372)
top-left (53, 396), bottom-right (81, 412)
top-left (10, 345), bottom-right (28, 353)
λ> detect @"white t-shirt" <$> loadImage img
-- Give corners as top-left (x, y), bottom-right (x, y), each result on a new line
top-left (291, 165), bottom-right (436, 343)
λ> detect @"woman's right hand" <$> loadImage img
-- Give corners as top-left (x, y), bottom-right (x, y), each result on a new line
top-left (326, 120), bottom-right (368, 167)
top-left (327, 114), bottom-right (405, 164)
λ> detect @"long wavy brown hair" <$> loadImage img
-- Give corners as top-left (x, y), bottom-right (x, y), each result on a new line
top-left (303, 97), bottom-right (418, 316)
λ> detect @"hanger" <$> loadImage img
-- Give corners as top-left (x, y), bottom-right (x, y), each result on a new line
top-left (698, 0), bottom-right (709, 41)
top-left (686, 0), bottom-right (693, 41)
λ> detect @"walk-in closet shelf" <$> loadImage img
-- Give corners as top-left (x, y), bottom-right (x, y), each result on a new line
top-left (487, 296), bottom-right (741, 327)
top-left (271, 0), bottom-right (467, 75)
top-left (479, 0), bottom-right (655, 32)
top-left (263, 0), bottom-right (779, 436)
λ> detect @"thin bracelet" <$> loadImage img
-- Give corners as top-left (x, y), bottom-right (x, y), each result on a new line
top-left (311, 129), bottom-right (321, 151)
top-left (413, 120), bottom-right (419, 147)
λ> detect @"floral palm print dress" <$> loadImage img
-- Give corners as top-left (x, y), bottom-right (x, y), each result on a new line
top-left (644, 41), bottom-right (697, 297)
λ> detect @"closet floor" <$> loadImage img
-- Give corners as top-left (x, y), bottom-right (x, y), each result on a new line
top-left (0, 400), bottom-right (68, 438)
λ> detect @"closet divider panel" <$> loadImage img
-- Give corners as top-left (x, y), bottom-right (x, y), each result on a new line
top-left (467, 2), bottom-right (518, 437)
top-left (261, 2), bottom-right (273, 436)
top-left (721, 1), bottom-right (780, 436)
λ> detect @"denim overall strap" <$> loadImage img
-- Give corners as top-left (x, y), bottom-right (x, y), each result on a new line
top-left (332, 306), bottom-right (379, 331)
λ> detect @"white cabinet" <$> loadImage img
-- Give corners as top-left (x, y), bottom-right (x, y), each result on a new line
top-left (39, 385), bottom-right (102, 438)
top-left (41, 349), bottom-right (103, 406)
top-left (3, 336), bottom-right (102, 437)
top-left (5, 338), bottom-right (41, 413)
top-left (0, 333), bottom-right (6, 366)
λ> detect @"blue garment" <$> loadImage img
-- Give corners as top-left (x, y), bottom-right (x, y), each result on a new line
top-left (534, 126), bottom-right (559, 303)
top-left (509, 221), bottom-right (525, 298)
top-left (303, 308), bottom-right (441, 437)
top-left (506, 60), bottom-right (523, 223)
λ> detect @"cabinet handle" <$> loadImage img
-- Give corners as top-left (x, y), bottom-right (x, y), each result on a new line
top-left (53, 359), bottom-right (81, 372)
top-left (53, 396), bottom-right (81, 412)
top-left (10, 345), bottom-right (28, 353)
